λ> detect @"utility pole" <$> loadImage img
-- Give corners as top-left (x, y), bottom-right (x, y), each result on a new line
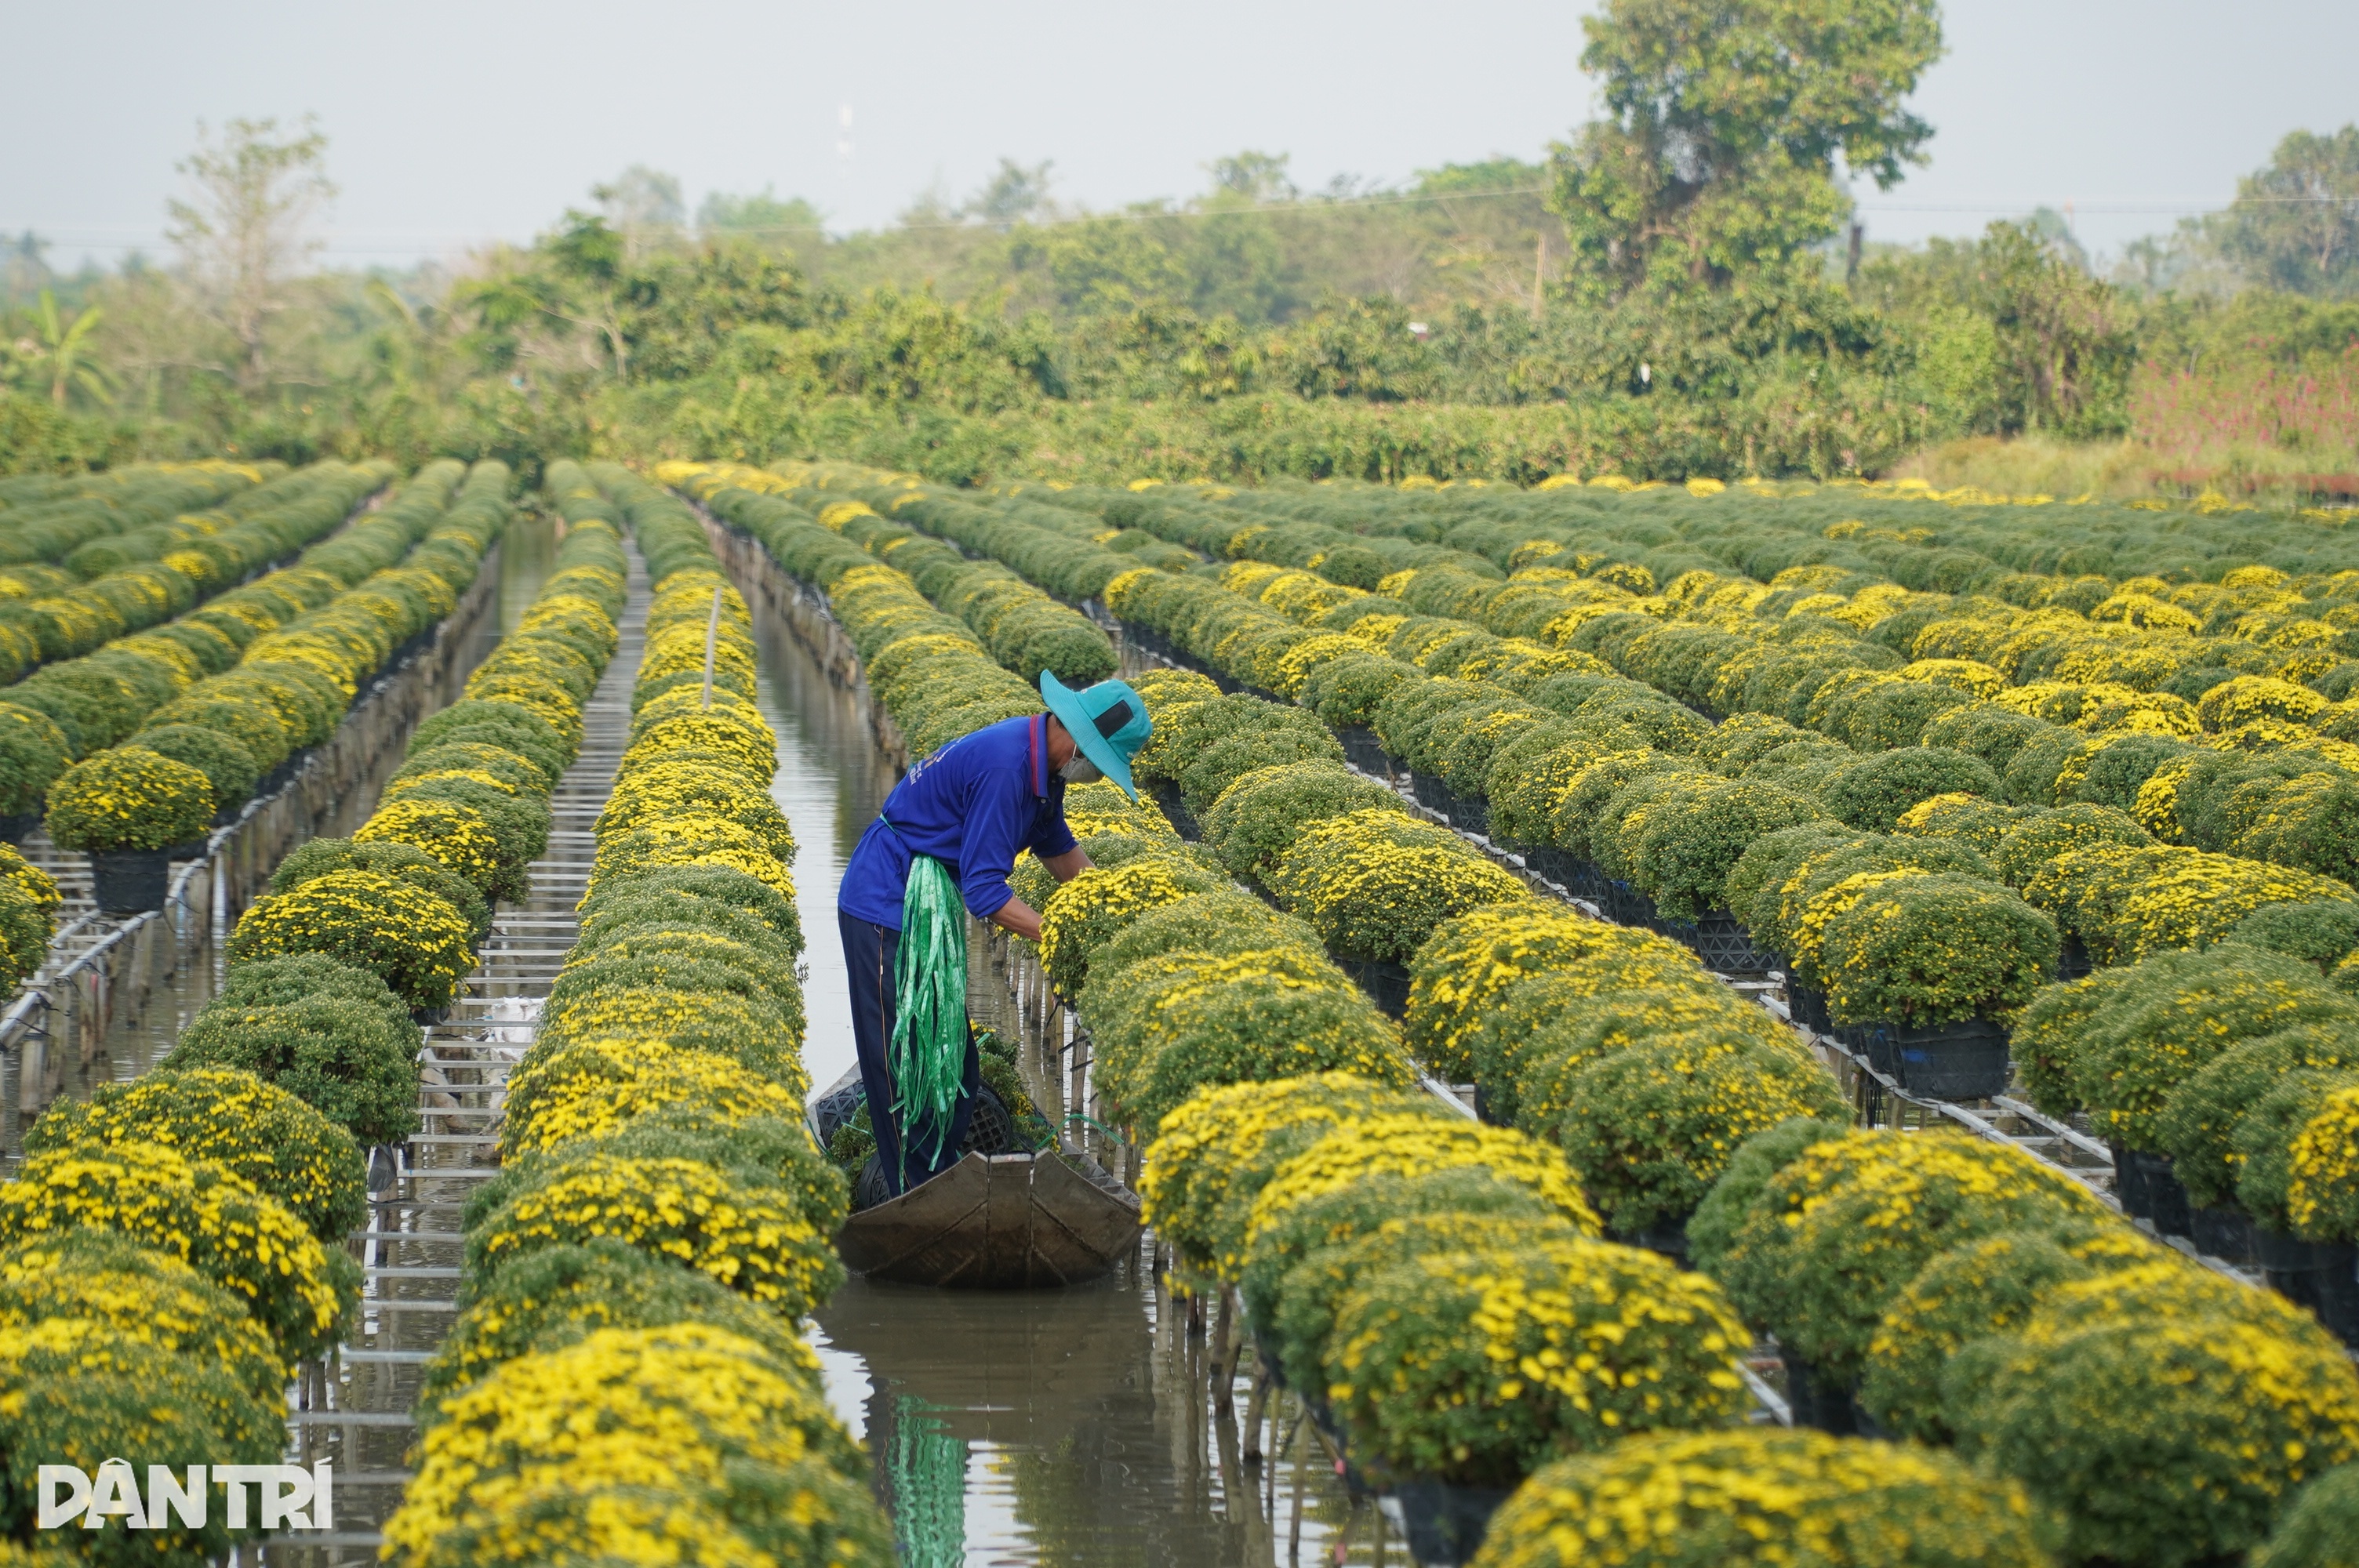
top-left (1846, 221), bottom-right (1864, 285)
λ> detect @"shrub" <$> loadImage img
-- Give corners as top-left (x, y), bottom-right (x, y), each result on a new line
top-left (0, 1228), bottom-right (285, 1403)
top-left (226, 869), bottom-right (474, 1011)
top-left (574, 862), bottom-right (802, 952)
top-left (597, 758), bottom-right (797, 865)
top-left (1325, 1236), bottom-right (1747, 1486)
top-left (1812, 872), bottom-right (2059, 1026)
top-left (0, 703), bottom-right (69, 815)
top-left (1246, 1166), bottom-right (1582, 1372)
top-left (409, 699), bottom-right (570, 781)
top-left (1857, 1222), bottom-right (2153, 1443)
top-left (2288, 1083), bottom-right (2359, 1243)
top-left (42, 745), bottom-right (213, 851)
top-left (386, 775), bottom-right (550, 898)
top-left (1708, 1130), bottom-right (2113, 1385)
top-left (2157, 1024), bottom-right (2359, 1210)
top-left (1628, 777), bottom-right (1824, 922)
top-left (1469, 1429), bottom-right (2056, 1568)
top-left (1554, 1037), bottom-right (1848, 1236)
top-left (0, 1142), bottom-right (355, 1361)
top-left (213, 950), bottom-right (413, 1035)
top-left (1958, 1296), bottom-right (2359, 1568)
top-left (1039, 854), bottom-right (1221, 999)
top-left (1822, 746), bottom-right (2001, 832)
top-left (354, 797), bottom-right (505, 895)
top-left (1091, 946), bottom-right (1416, 1133)
top-left (419, 1238), bottom-right (825, 1428)
top-left (2236, 1068), bottom-right (2359, 1232)
top-left (391, 739), bottom-right (556, 796)
top-left (1684, 1116), bottom-right (1852, 1279)
top-left (2232, 898), bottom-right (2359, 971)
top-left (1268, 808), bottom-right (1529, 964)
top-left (384, 1325), bottom-right (889, 1568)
top-left (1200, 760), bottom-right (1404, 884)
top-left (0, 1316), bottom-right (284, 1566)
top-left (1893, 790), bottom-right (2026, 854)
top-left (467, 1151), bottom-right (839, 1317)
top-left (1404, 902), bottom-right (1626, 1082)
top-left (131, 724), bottom-right (259, 813)
top-left (499, 1039), bottom-right (807, 1160)
top-left (24, 1067), bottom-right (366, 1240)
top-left (1990, 801), bottom-right (2152, 887)
top-left (2255, 1464), bottom-right (2359, 1568)
top-left (163, 993), bottom-right (420, 1145)
top-left (267, 836), bottom-right (492, 946)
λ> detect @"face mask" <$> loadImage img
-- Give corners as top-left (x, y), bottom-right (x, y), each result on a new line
top-left (1059, 755), bottom-right (1102, 785)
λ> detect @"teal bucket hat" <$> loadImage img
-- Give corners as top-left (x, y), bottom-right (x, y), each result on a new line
top-left (1040, 672), bottom-right (1153, 800)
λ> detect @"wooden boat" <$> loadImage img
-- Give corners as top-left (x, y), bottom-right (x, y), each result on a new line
top-left (812, 1068), bottom-right (1143, 1289)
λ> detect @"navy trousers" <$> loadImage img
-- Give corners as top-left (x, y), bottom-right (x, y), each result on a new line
top-left (839, 909), bottom-right (980, 1196)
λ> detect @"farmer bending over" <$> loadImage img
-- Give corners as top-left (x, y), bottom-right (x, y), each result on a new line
top-left (837, 672), bottom-right (1152, 1197)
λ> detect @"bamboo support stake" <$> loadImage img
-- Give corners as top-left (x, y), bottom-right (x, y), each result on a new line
top-left (700, 585), bottom-right (722, 710)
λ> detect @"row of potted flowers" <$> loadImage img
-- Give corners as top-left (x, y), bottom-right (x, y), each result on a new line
top-left (0, 457), bottom-right (277, 566)
top-left (24, 460), bottom-right (501, 916)
top-left (0, 459), bottom-right (399, 837)
top-left (380, 463), bottom-right (889, 1566)
top-left (0, 459), bottom-right (394, 745)
top-left (0, 461), bottom-right (529, 1563)
top-left (0, 459), bottom-right (391, 713)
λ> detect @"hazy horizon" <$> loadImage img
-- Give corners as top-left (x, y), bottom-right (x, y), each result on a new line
top-left (5, 0), bottom-right (2355, 275)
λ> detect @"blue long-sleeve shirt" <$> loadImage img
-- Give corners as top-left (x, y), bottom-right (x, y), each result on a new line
top-left (838, 713), bottom-right (1078, 931)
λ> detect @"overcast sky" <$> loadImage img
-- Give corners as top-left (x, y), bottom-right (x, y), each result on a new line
top-left (5, 0), bottom-right (2354, 273)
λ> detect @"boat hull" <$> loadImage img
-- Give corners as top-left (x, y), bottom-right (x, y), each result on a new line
top-left (834, 1149), bottom-right (1143, 1288)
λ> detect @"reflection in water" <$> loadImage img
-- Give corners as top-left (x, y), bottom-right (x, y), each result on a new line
top-left (744, 561), bottom-right (1383, 1566)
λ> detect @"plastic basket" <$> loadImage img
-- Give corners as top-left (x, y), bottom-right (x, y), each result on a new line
top-left (1384, 1479), bottom-right (1515, 1568)
top-left (1662, 909), bottom-right (1773, 975)
top-left (1343, 957), bottom-right (1412, 1019)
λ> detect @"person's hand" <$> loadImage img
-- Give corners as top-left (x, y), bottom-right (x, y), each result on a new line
top-left (990, 896), bottom-right (1044, 942)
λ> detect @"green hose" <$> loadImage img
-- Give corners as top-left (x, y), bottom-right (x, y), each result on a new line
top-left (891, 852), bottom-right (969, 1164)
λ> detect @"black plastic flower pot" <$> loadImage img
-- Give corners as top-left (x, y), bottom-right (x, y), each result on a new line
top-left (2313, 1242), bottom-right (2359, 1348)
top-left (1337, 726), bottom-right (1390, 776)
top-left (2055, 935), bottom-right (2093, 980)
top-left (2129, 1149), bottom-right (2193, 1239)
top-left (1385, 1479), bottom-right (1516, 1568)
top-left (1779, 1348), bottom-right (1858, 1435)
top-left (1343, 958), bottom-right (1412, 1020)
top-left (1786, 982), bottom-right (1833, 1036)
top-left (2190, 1205), bottom-right (2258, 1266)
top-left (1408, 771), bottom-right (1452, 815)
top-left (164, 837), bottom-right (209, 861)
top-left (1608, 1211), bottom-right (1692, 1266)
top-left (0, 812), bottom-right (37, 847)
top-left (1445, 790), bottom-right (1490, 838)
top-left (2110, 1142), bottom-right (2151, 1221)
top-left (89, 850), bottom-right (170, 916)
top-left (1660, 909), bottom-right (1774, 976)
top-left (1874, 1017), bottom-right (2012, 1102)
top-left (2256, 1227), bottom-right (2324, 1312)
top-left (410, 1004), bottom-right (453, 1028)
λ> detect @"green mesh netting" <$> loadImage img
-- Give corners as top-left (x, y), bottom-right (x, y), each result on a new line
top-left (891, 852), bottom-right (969, 1163)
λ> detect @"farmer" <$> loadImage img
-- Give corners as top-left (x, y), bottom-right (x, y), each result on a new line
top-left (837, 671), bottom-right (1153, 1197)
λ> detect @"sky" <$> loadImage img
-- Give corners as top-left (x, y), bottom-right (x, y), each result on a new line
top-left (4, 0), bottom-right (2355, 274)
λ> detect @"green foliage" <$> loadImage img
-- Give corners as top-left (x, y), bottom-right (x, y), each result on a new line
top-left (163, 993), bottom-right (420, 1145)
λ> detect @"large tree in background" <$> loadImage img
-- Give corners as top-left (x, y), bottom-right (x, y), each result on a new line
top-left (167, 116), bottom-right (335, 393)
top-left (1550, 0), bottom-right (1943, 299)
top-left (2208, 125), bottom-right (2359, 298)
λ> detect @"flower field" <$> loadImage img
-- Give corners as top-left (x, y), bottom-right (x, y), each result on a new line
top-left (6, 448), bottom-right (2359, 1566)
top-left (656, 457), bottom-right (2359, 1566)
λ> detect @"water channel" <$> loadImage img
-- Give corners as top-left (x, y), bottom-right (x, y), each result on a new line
top-left (743, 550), bottom-right (1397, 1566)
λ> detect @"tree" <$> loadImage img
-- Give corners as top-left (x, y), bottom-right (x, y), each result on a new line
top-left (1548, 0), bottom-right (1944, 299)
top-left (1207, 151), bottom-right (1297, 205)
top-left (963, 160), bottom-right (1054, 229)
top-left (1009, 216), bottom-right (1187, 315)
top-left (2, 233), bottom-right (53, 310)
top-left (167, 116), bottom-right (335, 394)
top-left (696, 188), bottom-right (826, 245)
top-left (1966, 220), bottom-right (2134, 436)
top-left (16, 290), bottom-right (113, 408)
top-left (594, 167), bottom-right (686, 263)
top-left (2208, 125), bottom-right (2359, 297)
